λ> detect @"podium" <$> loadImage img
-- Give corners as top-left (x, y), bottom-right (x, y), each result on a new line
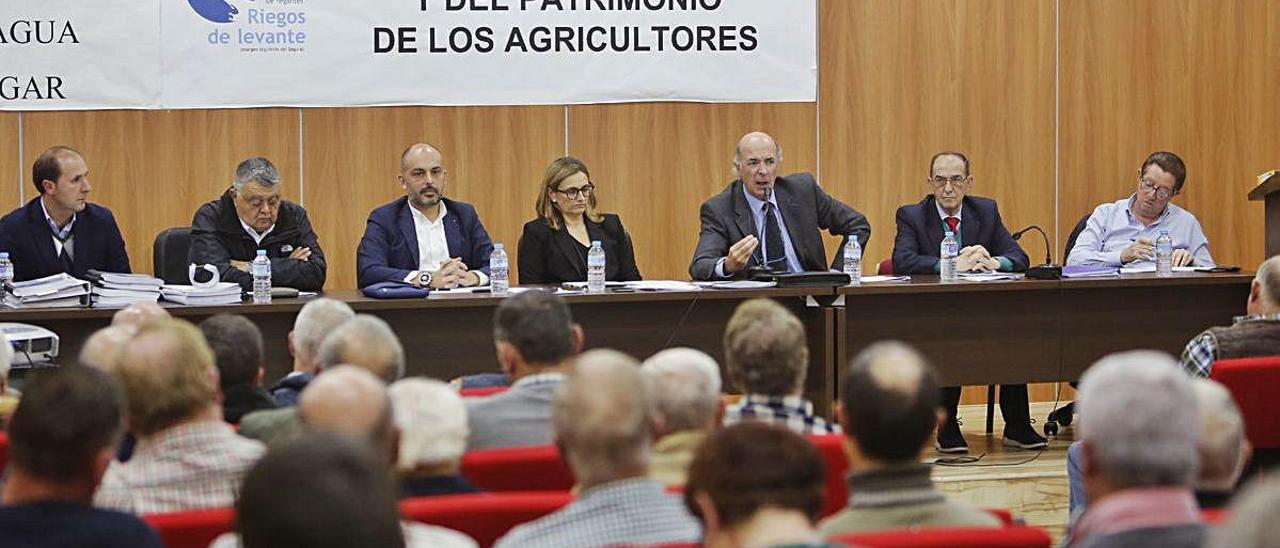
top-left (1249, 170), bottom-right (1280, 257)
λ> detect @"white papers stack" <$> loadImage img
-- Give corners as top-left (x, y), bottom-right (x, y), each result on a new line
top-left (1119, 265), bottom-right (1212, 275)
top-left (702, 280), bottom-right (777, 289)
top-left (87, 271), bottom-right (163, 307)
top-left (957, 272), bottom-right (1024, 282)
top-left (3, 273), bottom-right (90, 309)
top-left (625, 280), bottom-right (702, 292)
top-left (859, 275), bottom-right (910, 283)
top-left (161, 283), bottom-right (243, 305)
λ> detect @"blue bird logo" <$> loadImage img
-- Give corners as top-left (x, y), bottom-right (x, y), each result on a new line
top-left (188, 0), bottom-right (239, 23)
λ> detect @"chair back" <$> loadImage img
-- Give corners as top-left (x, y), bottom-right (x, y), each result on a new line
top-left (831, 526), bottom-right (1052, 547)
top-left (400, 491), bottom-right (573, 548)
top-left (143, 507), bottom-right (235, 548)
top-left (1062, 213), bottom-right (1092, 263)
top-left (460, 386), bottom-right (510, 398)
top-left (152, 227), bottom-right (193, 285)
top-left (877, 259), bottom-right (894, 275)
top-left (461, 444), bottom-right (575, 491)
top-left (1210, 356), bottom-right (1280, 449)
top-left (0, 432), bottom-right (8, 473)
top-left (806, 434), bottom-right (850, 518)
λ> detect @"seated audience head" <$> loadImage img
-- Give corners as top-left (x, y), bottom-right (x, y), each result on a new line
top-left (111, 302), bottom-right (170, 332)
top-left (299, 365), bottom-right (393, 454)
top-left (235, 431), bottom-right (405, 548)
top-left (315, 314), bottom-right (405, 382)
top-left (641, 347), bottom-right (723, 436)
top-left (1246, 254), bottom-right (1280, 316)
top-left (112, 318), bottom-right (220, 437)
top-left (78, 325), bottom-right (134, 371)
top-left (388, 378), bottom-right (467, 474)
top-left (537, 156), bottom-right (602, 229)
top-left (1078, 350), bottom-right (1199, 501)
top-left (493, 290), bottom-right (583, 377)
top-left (2, 365), bottom-right (123, 504)
top-left (685, 422), bottom-right (826, 548)
top-left (1192, 378), bottom-right (1250, 493)
top-left (839, 341), bottom-right (940, 466)
top-left (231, 156), bottom-right (283, 234)
top-left (199, 314), bottom-right (264, 390)
top-left (723, 298), bottom-right (808, 397)
top-left (290, 297), bottom-right (355, 373)
top-left (553, 349), bottom-right (652, 488)
top-left (1210, 475), bottom-right (1280, 548)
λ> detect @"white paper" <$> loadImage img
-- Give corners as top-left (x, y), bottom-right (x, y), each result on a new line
top-left (858, 275), bottom-right (910, 283)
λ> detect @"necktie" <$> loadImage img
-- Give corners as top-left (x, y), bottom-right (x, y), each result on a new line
top-left (945, 216), bottom-right (960, 234)
top-left (763, 202), bottom-right (789, 273)
top-left (58, 243), bottom-right (74, 274)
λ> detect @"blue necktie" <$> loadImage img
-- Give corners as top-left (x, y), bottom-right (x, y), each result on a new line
top-left (763, 202), bottom-right (789, 273)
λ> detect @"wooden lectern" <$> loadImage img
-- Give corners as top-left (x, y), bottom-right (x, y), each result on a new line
top-left (1249, 170), bottom-right (1280, 257)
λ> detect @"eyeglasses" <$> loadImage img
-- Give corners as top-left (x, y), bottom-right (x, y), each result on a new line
top-left (1138, 178), bottom-right (1175, 200)
top-left (555, 184), bottom-right (595, 200)
top-left (929, 175), bottom-right (969, 188)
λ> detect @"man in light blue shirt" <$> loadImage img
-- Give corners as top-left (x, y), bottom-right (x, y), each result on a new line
top-left (1067, 151), bottom-right (1214, 268)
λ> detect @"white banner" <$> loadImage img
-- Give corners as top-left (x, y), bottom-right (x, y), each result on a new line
top-left (3, 0), bottom-right (815, 110)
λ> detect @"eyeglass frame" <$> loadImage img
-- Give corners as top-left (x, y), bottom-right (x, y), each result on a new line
top-left (553, 183), bottom-right (596, 200)
top-left (1138, 177), bottom-right (1177, 201)
top-left (928, 174), bottom-right (971, 188)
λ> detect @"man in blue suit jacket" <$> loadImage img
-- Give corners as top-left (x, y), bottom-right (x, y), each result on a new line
top-left (356, 143), bottom-right (494, 289)
top-left (0, 146), bottom-right (130, 282)
top-left (891, 152), bottom-right (1044, 454)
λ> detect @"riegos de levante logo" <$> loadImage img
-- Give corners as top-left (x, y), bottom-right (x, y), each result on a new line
top-left (187, 0), bottom-right (307, 53)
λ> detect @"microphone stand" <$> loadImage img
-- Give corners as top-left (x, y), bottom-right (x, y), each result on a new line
top-left (1012, 225), bottom-right (1062, 280)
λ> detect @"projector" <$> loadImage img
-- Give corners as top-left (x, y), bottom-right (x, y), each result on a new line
top-left (0, 322), bottom-right (60, 366)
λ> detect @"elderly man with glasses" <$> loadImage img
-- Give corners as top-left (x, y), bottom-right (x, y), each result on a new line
top-left (1067, 151), bottom-right (1214, 268)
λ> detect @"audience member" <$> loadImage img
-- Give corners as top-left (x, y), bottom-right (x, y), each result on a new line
top-left (721, 298), bottom-right (837, 434)
top-left (298, 366), bottom-right (395, 456)
top-left (0, 365), bottom-right (161, 547)
top-left (1181, 254), bottom-right (1280, 377)
top-left (466, 290), bottom-right (583, 451)
top-left (1208, 474), bottom-right (1280, 548)
top-left (495, 349), bottom-right (701, 547)
top-left (78, 326), bottom-right (133, 371)
top-left (685, 422), bottom-right (831, 548)
top-left (0, 334), bottom-right (17, 429)
top-left (389, 378), bottom-right (478, 497)
top-left (270, 297), bottom-right (355, 405)
top-left (640, 347), bottom-right (723, 487)
top-left (1069, 351), bottom-right (1204, 548)
top-left (199, 314), bottom-right (277, 423)
top-left (94, 319), bottom-right (264, 514)
top-left (820, 341), bottom-right (999, 535)
top-left (110, 302), bottom-right (170, 331)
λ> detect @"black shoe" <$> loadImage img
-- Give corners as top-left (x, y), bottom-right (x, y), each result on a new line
top-left (1003, 422), bottom-right (1048, 450)
top-left (935, 419), bottom-right (968, 453)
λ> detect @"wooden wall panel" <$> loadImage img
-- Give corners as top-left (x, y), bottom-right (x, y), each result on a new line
top-left (0, 114), bottom-right (17, 211)
top-left (21, 109), bottom-right (301, 279)
top-left (567, 102), bottom-right (817, 281)
top-left (1060, 0), bottom-right (1280, 271)
top-left (303, 106), bottom-right (566, 290)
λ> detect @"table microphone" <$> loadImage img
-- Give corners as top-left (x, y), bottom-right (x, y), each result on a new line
top-left (1012, 225), bottom-right (1062, 280)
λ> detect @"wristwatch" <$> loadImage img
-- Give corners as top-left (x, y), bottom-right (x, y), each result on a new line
top-left (417, 271), bottom-right (433, 287)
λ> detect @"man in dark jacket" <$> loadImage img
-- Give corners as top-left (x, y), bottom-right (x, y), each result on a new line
top-left (189, 157), bottom-right (326, 291)
top-left (199, 314), bottom-right (277, 424)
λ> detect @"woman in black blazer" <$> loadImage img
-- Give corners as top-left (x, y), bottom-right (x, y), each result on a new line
top-left (517, 157), bottom-right (642, 285)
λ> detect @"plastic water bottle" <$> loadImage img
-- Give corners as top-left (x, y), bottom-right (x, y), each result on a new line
top-left (0, 252), bottom-right (13, 291)
top-left (587, 240), bottom-right (606, 293)
top-left (251, 249), bottom-right (271, 303)
top-left (490, 243), bottom-right (509, 296)
top-left (1156, 230), bottom-right (1173, 277)
top-left (843, 235), bottom-right (862, 286)
top-left (940, 231), bottom-right (959, 282)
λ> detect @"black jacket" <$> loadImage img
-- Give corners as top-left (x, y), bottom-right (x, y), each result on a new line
top-left (0, 198), bottom-right (131, 282)
top-left (189, 190), bottom-right (326, 291)
top-left (517, 214), bottom-right (642, 285)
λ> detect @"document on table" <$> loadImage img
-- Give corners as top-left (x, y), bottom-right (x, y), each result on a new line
top-left (699, 280), bottom-right (777, 289)
top-left (957, 272), bottom-right (1024, 282)
top-left (859, 275), bottom-right (910, 283)
top-left (1118, 265), bottom-right (1210, 274)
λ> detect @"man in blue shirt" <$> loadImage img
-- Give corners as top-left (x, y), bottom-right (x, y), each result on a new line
top-left (1067, 151), bottom-right (1213, 268)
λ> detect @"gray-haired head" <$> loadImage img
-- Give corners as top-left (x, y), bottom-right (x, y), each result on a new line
top-left (1078, 350), bottom-right (1199, 490)
top-left (641, 348), bottom-right (721, 435)
top-left (1192, 378), bottom-right (1248, 492)
top-left (1251, 255), bottom-right (1280, 312)
top-left (389, 378), bottom-right (468, 472)
top-left (233, 157), bottom-right (281, 191)
top-left (316, 315), bottom-right (405, 383)
top-left (293, 298), bottom-right (356, 371)
top-left (553, 349), bottom-right (653, 486)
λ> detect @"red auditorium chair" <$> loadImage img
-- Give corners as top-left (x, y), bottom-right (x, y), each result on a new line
top-left (460, 444), bottom-right (575, 491)
top-left (1209, 356), bottom-right (1280, 450)
top-left (400, 491), bottom-right (573, 548)
top-left (1201, 508), bottom-right (1230, 525)
top-left (806, 434), bottom-right (850, 518)
top-left (143, 507), bottom-right (235, 548)
top-left (0, 431), bottom-right (8, 473)
top-left (831, 525), bottom-right (1052, 547)
top-left (459, 386), bottom-right (509, 398)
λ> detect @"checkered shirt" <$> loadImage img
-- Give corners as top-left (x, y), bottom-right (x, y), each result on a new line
top-left (94, 420), bottom-right (265, 514)
top-left (1179, 313), bottom-right (1280, 378)
top-left (724, 393), bottom-right (840, 435)
top-left (493, 478), bottom-right (701, 548)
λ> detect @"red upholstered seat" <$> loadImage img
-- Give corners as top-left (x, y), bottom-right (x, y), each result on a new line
top-left (400, 491), bottom-right (573, 548)
top-left (806, 434), bottom-right (851, 518)
top-left (461, 444), bottom-right (575, 492)
top-left (0, 431), bottom-right (8, 473)
top-left (143, 507), bottom-right (235, 548)
top-left (1201, 507), bottom-right (1230, 525)
top-left (831, 526), bottom-right (1052, 547)
top-left (1209, 356), bottom-right (1280, 449)
top-left (460, 386), bottom-right (509, 398)
top-left (878, 258), bottom-right (894, 275)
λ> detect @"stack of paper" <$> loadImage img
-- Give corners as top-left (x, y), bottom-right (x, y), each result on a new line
top-left (85, 270), bottom-right (163, 307)
top-left (957, 272), bottom-right (1024, 282)
top-left (1062, 265), bottom-right (1120, 278)
top-left (161, 282), bottom-right (243, 305)
top-left (2, 273), bottom-right (91, 309)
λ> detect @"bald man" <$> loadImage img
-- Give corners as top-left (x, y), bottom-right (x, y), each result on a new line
top-left (689, 131), bottom-right (870, 280)
top-left (299, 366), bottom-right (394, 452)
top-left (355, 143), bottom-right (495, 289)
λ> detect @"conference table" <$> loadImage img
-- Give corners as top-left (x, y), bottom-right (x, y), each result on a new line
top-left (0, 272), bottom-right (1251, 417)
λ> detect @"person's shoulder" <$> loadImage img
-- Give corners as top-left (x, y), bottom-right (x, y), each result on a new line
top-left (278, 199), bottom-right (311, 219)
top-left (965, 195), bottom-right (999, 209)
top-left (597, 213), bottom-right (626, 230)
top-left (521, 217), bottom-right (553, 235)
top-left (0, 201), bottom-right (28, 227)
top-left (444, 198), bottom-right (479, 217)
top-left (369, 197), bottom-right (406, 219)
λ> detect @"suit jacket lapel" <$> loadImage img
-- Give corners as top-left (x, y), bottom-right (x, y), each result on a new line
top-left (443, 209), bottom-right (464, 261)
top-left (397, 201), bottom-right (421, 267)
top-left (924, 197), bottom-right (945, 253)
top-left (25, 200), bottom-right (61, 271)
top-left (774, 182), bottom-right (808, 266)
top-left (553, 226), bottom-right (587, 278)
top-left (731, 182), bottom-right (759, 268)
top-left (960, 199), bottom-right (980, 249)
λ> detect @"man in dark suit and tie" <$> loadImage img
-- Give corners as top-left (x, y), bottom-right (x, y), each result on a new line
top-left (356, 143), bottom-right (494, 289)
top-left (0, 146), bottom-right (130, 281)
top-left (689, 132), bottom-right (870, 280)
top-left (891, 151), bottom-right (1044, 453)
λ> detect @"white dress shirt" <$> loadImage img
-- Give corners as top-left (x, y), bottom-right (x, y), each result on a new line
top-left (403, 201), bottom-right (489, 286)
top-left (239, 218), bottom-right (275, 246)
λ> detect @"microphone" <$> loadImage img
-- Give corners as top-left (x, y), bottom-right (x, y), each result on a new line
top-left (1012, 225), bottom-right (1062, 280)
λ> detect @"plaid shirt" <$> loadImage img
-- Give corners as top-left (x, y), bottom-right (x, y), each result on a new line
top-left (494, 478), bottom-right (701, 548)
top-left (94, 420), bottom-right (264, 515)
top-left (724, 393), bottom-right (840, 435)
top-left (1179, 313), bottom-right (1280, 378)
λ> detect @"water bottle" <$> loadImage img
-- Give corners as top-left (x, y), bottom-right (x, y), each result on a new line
top-left (940, 231), bottom-right (959, 282)
top-left (0, 252), bottom-right (13, 292)
top-left (490, 243), bottom-right (509, 296)
top-left (587, 240), bottom-right (606, 293)
top-left (251, 249), bottom-right (272, 303)
top-left (843, 235), bottom-right (862, 286)
top-left (1156, 230), bottom-right (1173, 277)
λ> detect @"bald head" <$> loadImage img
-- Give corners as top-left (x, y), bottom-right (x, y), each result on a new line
top-left (400, 143), bottom-right (442, 172)
top-left (300, 365), bottom-right (391, 445)
top-left (111, 302), bottom-right (170, 332)
top-left (315, 315), bottom-right (405, 382)
top-left (554, 349), bottom-right (653, 486)
top-left (79, 326), bottom-right (135, 371)
top-left (112, 319), bottom-right (219, 437)
top-left (1249, 255), bottom-right (1280, 315)
top-left (840, 341), bottom-right (940, 463)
